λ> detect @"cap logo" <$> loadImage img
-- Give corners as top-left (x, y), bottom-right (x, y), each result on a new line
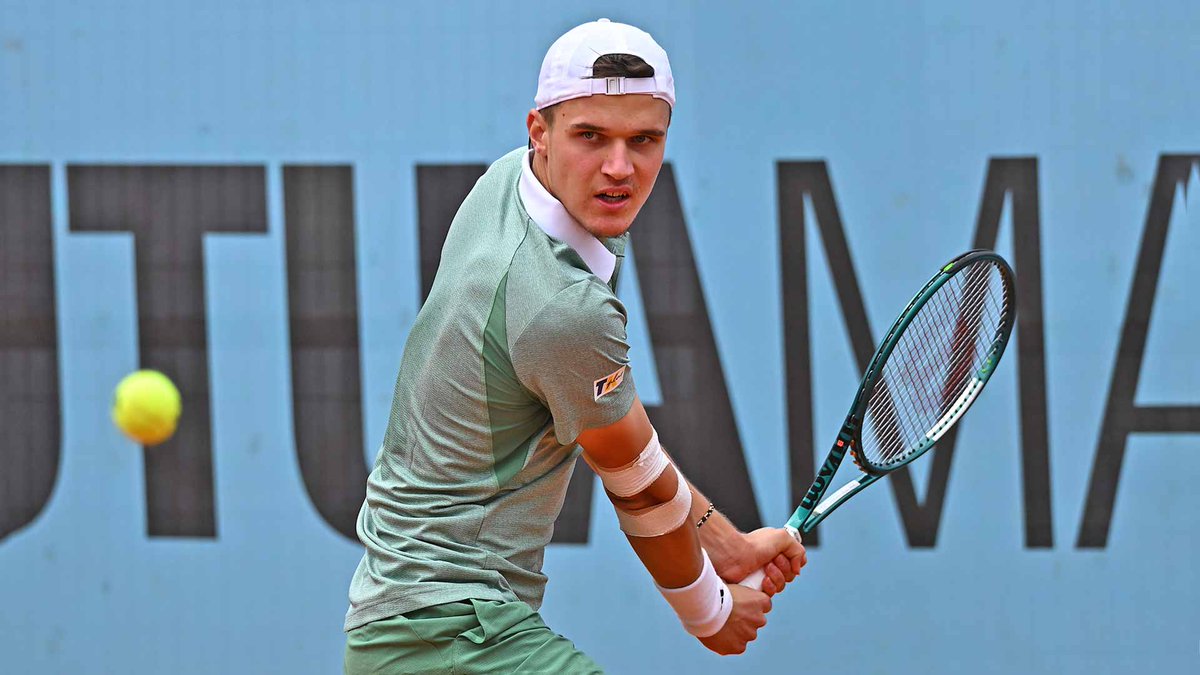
top-left (594, 366), bottom-right (626, 401)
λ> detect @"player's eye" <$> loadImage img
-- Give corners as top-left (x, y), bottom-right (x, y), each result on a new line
top-left (579, 131), bottom-right (596, 140)
top-left (631, 135), bottom-right (652, 144)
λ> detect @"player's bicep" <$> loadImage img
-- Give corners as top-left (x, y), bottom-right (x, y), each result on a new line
top-left (577, 397), bottom-right (683, 508)
top-left (576, 395), bottom-right (654, 469)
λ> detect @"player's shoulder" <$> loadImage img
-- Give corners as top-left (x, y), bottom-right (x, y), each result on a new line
top-left (543, 277), bottom-right (624, 322)
top-left (482, 146), bottom-right (527, 181)
top-left (488, 147), bottom-right (527, 177)
top-left (503, 230), bottom-right (625, 335)
top-left (511, 277), bottom-right (627, 353)
top-left (451, 147), bottom-right (527, 221)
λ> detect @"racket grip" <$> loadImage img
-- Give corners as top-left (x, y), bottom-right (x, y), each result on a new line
top-left (737, 568), bottom-right (767, 591)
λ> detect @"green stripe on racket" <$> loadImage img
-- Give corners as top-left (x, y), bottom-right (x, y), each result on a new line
top-left (739, 249), bottom-right (1016, 590)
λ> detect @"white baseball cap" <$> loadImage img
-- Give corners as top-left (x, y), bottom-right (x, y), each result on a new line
top-left (534, 18), bottom-right (675, 110)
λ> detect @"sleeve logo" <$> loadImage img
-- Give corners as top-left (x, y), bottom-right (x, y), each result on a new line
top-left (593, 366), bottom-right (626, 401)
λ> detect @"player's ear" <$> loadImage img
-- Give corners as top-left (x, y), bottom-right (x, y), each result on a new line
top-left (527, 108), bottom-right (550, 155)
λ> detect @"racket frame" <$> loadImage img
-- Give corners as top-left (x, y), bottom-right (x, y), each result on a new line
top-left (784, 249), bottom-right (1016, 534)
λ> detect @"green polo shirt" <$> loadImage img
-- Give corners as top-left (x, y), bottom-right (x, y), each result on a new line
top-left (345, 147), bottom-right (637, 632)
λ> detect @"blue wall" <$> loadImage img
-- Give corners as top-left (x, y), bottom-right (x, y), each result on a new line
top-left (2, 1), bottom-right (1198, 672)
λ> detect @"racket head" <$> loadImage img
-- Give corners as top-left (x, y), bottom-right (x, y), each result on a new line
top-left (846, 249), bottom-right (1016, 475)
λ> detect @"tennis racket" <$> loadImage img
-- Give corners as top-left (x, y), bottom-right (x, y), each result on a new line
top-left (740, 249), bottom-right (1016, 589)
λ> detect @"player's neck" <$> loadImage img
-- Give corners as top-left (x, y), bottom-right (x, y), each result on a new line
top-left (530, 151), bottom-right (558, 204)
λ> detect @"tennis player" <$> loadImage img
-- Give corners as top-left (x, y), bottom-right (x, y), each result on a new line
top-left (343, 18), bottom-right (807, 674)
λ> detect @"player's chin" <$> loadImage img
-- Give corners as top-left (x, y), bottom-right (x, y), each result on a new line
top-left (580, 213), bottom-right (635, 239)
top-left (582, 201), bottom-right (641, 238)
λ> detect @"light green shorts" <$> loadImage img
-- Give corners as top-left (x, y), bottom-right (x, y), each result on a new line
top-left (344, 599), bottom-right (604, 674)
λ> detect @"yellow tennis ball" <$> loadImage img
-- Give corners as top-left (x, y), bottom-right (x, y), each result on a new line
top-left (112, 370), bottom-right (181, 446)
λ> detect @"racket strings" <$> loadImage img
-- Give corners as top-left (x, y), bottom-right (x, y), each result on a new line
top-left (893, 275), bottom-right (999, 412)
top-left (867, 268), bottom-right (1006, 464)
top-left (875, 295), bottom-right (1000, 463)
top-left (867, 309), bottom-right (996, 464)
top-left (861, 261), bottom-right (1010, 467)
top-left (863, 287), bottom-right (993, 459)
top-left (869, 277), bottom-right (1003, 464)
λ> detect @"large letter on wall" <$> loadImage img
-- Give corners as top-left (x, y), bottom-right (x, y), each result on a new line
top-left (968, 158), bottom-right (1053, 548)
top-left (284, 165), bottom-right (368, 541)
top-left (1078, 154), bottom-right (1200, 548)
top-left (621, 165), bottom-right (762, 532)
top-left (778, 162), bottom-right (877, 547)
top-left (0, 165), bottom-right (59, 541)
top-left (68, 166), bottom-right (267, 537)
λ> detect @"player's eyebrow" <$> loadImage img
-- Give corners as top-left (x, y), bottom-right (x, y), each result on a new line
top-left (569, 122), bottom-right (666, 138)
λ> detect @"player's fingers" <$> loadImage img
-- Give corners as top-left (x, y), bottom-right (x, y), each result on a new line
top-left (791, 544), bottom-right (808, 574)
top-left (764, 562), bottom-right (786, 593)
top-left (773, 553), bottom-right (795, 582)
top-left (775, 529), bottom-right (806, 563)
top-left (760, 574), bottom-right (777, 596)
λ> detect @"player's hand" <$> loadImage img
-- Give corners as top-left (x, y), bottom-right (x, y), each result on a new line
top-left (698, 584), bottom-right (771, 655)
top-left (716, 528), bottom-right (807, 596)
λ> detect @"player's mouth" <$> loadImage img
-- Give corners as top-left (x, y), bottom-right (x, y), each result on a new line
top-left (594, 188), bottom-right (632, 209)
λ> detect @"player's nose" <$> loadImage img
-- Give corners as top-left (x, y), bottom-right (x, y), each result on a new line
top-left (601, 143), bottom-right (634, 181)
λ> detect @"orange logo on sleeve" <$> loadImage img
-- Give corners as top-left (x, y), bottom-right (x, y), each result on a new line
top-left (593, 366), bottom-right (626, 401)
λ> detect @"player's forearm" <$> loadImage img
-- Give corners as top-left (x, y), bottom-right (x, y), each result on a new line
top-left (623, 521), bottom-right (704, 588)
top-left (580, 407), bottom-right (733, 638)
top-left (606, 464), bottom-right (733, 639)
top-left (652, 446), bottom-right (743, 565)
top-left (624, 480), bottom-right (744, 589)
top-left (608, 464), bottom-right (704, 589)
top-left (681, 480), bottom-right (744, 573)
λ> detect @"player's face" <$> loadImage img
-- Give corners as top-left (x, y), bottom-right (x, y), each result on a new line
top-left (528, 94), bottom-right (670, 239)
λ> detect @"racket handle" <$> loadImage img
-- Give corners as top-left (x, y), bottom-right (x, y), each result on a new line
top-left (737, 568), bottom-right (767, 591)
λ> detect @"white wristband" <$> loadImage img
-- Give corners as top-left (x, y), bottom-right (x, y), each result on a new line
top-left (656, 550), bottom-right (733, 638)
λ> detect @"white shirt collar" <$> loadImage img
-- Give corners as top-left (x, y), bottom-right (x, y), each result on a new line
top-left (518, 150), bottom-right (617, 284)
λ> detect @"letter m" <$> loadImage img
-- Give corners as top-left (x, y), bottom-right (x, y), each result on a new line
top-left (778, 158), bottom-right (1053, 548)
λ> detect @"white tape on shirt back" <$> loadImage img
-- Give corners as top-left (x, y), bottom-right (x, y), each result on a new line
top-left (583, 429), bottom-right (669, 498)
top-left (657, 550), bottom-right (734, 638)
top-left (614, 465), bottom-right (692, 538)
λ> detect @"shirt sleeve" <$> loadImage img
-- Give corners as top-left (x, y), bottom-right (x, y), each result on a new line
top-left (510, 280), bottom-right (638, 445)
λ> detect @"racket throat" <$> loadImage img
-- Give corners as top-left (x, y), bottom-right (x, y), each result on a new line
top-left (797, 473), bottom-right (883, 533)
top-left (799, 432), bottom-right (855, 510)
top-left (813, 477), bottom-right (869, 516)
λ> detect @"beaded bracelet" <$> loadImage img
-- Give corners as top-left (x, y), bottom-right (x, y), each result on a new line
top-left (695, 502), bottom-right (716, 529)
